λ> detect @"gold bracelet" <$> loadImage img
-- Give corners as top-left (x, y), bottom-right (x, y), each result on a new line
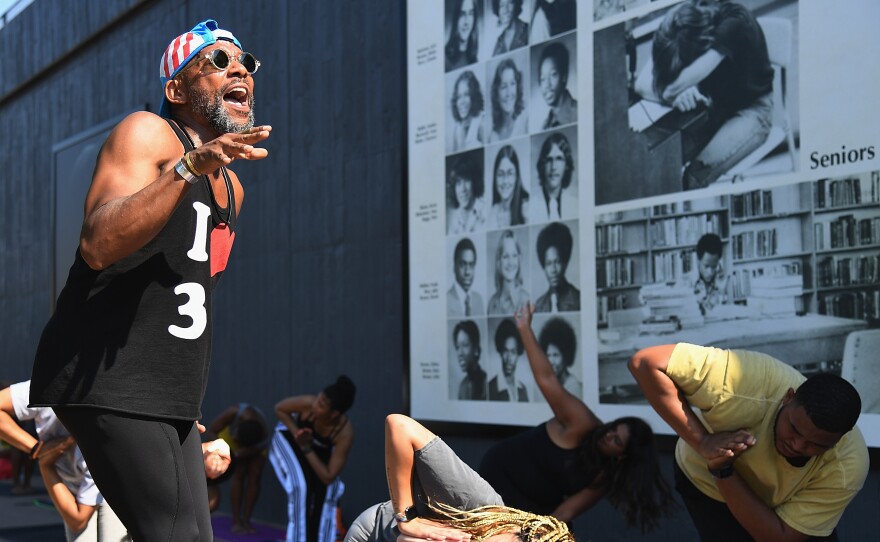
top-left (183, 152), bottom-right (201, 176)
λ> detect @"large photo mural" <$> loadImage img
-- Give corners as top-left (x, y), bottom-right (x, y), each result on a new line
top-left (407, 0), bottom-right (880, 445)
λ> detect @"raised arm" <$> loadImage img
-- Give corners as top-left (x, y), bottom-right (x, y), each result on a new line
top-left (79, 112), bottom-right (270, 270)
top-left (515, 304), bottom-right (599, 439)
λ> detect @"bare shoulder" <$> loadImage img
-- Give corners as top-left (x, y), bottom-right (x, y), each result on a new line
top-left (101, 112), bottom-right (181, 165)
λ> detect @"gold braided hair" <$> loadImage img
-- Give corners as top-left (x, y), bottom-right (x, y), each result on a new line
top-left (429, 502), bottom-right (576, 542)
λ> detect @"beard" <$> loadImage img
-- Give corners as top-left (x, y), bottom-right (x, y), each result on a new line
top-left (190, 85), bottom-right (255, 134)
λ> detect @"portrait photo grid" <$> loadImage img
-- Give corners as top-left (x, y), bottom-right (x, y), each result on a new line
top-left (443, 0), bottom-right (582, 404)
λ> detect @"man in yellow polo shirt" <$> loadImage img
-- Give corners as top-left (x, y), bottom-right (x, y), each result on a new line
top-left (629, 343), bottom-right (868, 541)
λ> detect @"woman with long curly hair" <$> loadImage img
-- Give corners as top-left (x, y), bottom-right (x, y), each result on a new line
top-left (478, 303), bottom-right (674, 533)
top-left (345, 414), bottom-right (574, 542)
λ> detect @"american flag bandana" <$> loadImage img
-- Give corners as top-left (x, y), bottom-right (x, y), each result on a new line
top-left (158, 19), bottom-right (242, 117)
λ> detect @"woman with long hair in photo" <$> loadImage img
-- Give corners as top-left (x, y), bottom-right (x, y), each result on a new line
top-left (487, 230), bottom-right (530, 316)
top-left (488, 145), bottom-right (529, 228)
top-left (492, 0), bottom-right (529, 55)
top-left (345, 414), bottom-right (575, 542)
top-left (445, 0), bottom-right (480, 71)
top-left (478, 303), bottom-right (673, 532)
top-left (634, 0), bottom-right (774, 189)
top-left (489, 58), bottom-right (528, 142)
top-left (449, 70), bottom-right (485, 152)
top-left (270, 376), bottom-right (356, 542)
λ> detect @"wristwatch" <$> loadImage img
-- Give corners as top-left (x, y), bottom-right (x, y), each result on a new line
top-left (708, 464), bottom-right (735, 479)
top-left (394, 506), bottom-right (418, 523)
top-left (174, 157), bottom-right (200, 184)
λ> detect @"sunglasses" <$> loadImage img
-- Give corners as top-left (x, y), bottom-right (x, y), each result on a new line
top-left (198, 49), bottom-right (261, 75)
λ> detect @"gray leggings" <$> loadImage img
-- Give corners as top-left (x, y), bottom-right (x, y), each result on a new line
top-left (56, 408), bottom-right (212, 542)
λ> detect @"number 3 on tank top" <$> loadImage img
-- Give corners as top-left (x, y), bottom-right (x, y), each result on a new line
top-left (168, 201), bottom-right (212, 340)
top-left (168, 283), bottom-right (207, 339)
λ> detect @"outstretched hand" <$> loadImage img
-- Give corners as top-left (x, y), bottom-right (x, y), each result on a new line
top-left (513, 302), bottom-right (535, 333)
top-left (397, 518), bottom-right (471, 542)
top-left (699, 429), bottom-right (756, 469)
top-left (188, 125), bottom-right (272, 174)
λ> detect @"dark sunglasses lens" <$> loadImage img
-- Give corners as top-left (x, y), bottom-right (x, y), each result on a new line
top-left (210, 49), bottom-right (231, 69)
top-left (241, 53), bottom-right (258, 73)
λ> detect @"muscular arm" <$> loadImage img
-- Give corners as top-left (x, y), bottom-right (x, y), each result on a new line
top-left (714, 474), bottom-right (809, 542)
top-left (79, 112), bottom-right (269, 270)
top-left (0, 387), bottom-right (38, 453)
top-left (630, 345), bottom-right (755, 459)
top-left (628, 345), bottom-right (708, 449)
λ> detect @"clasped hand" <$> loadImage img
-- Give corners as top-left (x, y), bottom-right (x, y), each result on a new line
top-left (699, 429), bottom-right (756, 469)
top-left (294, 427), bottom-right (314, 449)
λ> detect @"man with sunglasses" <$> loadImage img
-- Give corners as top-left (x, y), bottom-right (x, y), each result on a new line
top-left (29, 20), bottom-right (271, 542)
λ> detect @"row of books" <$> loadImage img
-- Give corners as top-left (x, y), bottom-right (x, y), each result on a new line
top-left (815, 173), bottom-right (880, 209)
top-left (731, 189), bottom-right (774, 219)
top-left (653, 249), bottom-right (695, 283)
top-left (732, 229), bottom-right (778, 260)
top-left (596, 224), bottom-right (625, 255)
top-left (651, 214), bottom-right (724, 248)
top-left (819, 290), bottom-right (880, 320)
top-left (817, 255), bottom-right (880, 288)
top-left (597, 257), bottom-right (636, 289)
top-left (814, 215), bottom-right (880, 250)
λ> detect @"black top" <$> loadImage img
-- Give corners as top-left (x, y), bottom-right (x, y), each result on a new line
top-left (294, 411), bottom-right (348, 465)
top-left (699, 3), bottom-right (773, 114)
top-left (29, 119), bottom-right (237, 420)
top-left (478, 423), bottom-right (592, 515)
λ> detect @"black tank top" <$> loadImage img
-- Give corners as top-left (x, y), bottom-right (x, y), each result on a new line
top-left (292, 412), bottom-right (348, 465)
top-left (29, 119), bottom-right (237, 420)
top-left (478, 423), bottom-right (593, 515)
